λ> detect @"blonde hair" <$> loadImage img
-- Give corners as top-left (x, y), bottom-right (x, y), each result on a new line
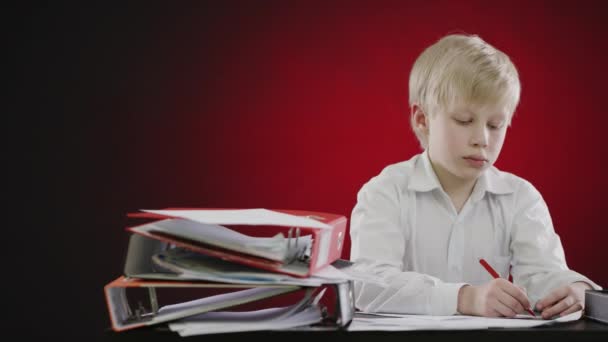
top-left (408, 34), bottom-right (521, 149)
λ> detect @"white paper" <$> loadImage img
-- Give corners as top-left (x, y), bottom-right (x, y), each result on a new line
top-left (151, 248), bottom-right (341, 286)
top-left (311, 264), bottom-right (356, 281)
top-left (168, 294), bottom-right (324, 336)
top-left (134, 218), bottom-right (312, 262)
top-left (157, 286), bottom-right (298, 317)
top-left (142, 208), bottom-right (331, 229)
top-left (348, 310), bottom-right (583, 331)
top-left (171, 305), bottom-right (322, 336)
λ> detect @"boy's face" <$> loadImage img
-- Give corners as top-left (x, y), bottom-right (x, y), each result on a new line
top-left (424, 102), bottom-right (509, 183)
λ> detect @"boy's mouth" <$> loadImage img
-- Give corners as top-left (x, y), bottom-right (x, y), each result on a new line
top-left (464, 155), bottom-right (487, 162)
top-left (463, 155), bottom-right (487, 168)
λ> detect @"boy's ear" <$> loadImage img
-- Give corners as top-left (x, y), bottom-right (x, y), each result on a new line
top-left (412, 104), bottom-right (429, 133)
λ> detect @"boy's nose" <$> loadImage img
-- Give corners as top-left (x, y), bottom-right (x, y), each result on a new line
top-left (471, 127), bottom-right (489, 147)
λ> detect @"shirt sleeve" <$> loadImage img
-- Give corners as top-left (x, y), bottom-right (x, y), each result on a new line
top-left (350, 175), bottom-right (467, 315)
top-left (510, 181), bottom-right (602, 305)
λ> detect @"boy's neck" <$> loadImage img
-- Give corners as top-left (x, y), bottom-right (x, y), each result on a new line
top-left (428, 157), bottom-right (477, 213)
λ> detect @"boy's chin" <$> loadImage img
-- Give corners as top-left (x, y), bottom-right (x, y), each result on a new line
top-left (457, 167), bottom-right (486, 181)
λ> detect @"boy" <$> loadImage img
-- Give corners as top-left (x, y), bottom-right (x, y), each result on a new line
top-left (349, 34), bottom-right (601, 319)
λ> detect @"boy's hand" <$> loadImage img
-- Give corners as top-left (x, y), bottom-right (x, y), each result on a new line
top-left (457, 278), bottom-right (531, 317)
top-left (536, 281), bottom-right (591, 319)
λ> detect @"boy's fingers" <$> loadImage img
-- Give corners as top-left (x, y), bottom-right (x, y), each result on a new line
top-left (494, 299), bottom-right (518, 317)
top-left (501, 283), bottom-right (530, 310)
top-left (560, 303), bottom-right (582, 317)
top-left (541, 298), bottom-right (570, 319)
top-left (516, 284), bottom-right (527, 293)
top-left (496, 288), bottom-right (524, 313)
top-left (537, 287), bottom-right (567, 310)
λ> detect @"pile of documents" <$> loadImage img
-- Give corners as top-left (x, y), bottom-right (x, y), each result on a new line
top-left (348, 311), bottom-right (584, 331)
top-left (103, 208), bottom-right (356, 336)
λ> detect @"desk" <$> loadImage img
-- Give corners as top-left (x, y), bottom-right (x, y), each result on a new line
top-left (104, 318), bottom-right (608, 341)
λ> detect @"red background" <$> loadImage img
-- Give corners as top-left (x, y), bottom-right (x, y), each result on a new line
top-left (12, 0), bottom-right (608, 336)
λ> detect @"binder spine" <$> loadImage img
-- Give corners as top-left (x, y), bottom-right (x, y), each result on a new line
top-left (105, 284), bottom-right (148, 332)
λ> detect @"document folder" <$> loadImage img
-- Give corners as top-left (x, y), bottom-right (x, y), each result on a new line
top-left (104, 276), bottom-right (355, 333)
top-left (125, 208), bottom-right (347, 278)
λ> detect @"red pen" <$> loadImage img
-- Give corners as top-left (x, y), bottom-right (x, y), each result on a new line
top-left (479, 258), bottom-right (536, 317)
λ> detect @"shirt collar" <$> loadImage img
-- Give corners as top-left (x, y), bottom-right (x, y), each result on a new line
top-left (473, 167), bottom-right (515, 198)
top-left (407, 150), bottom-right (443, 192)
top-left (408, 150), bottom-right (515, 199)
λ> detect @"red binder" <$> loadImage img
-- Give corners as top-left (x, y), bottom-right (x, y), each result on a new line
top-left (104, 276), bottom-right (302, 332)
top-left (104, 275), bottom-right (354, 333)
top-left (125, 208), bottom-right (347, 278)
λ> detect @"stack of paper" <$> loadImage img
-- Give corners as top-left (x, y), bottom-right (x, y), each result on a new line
top-left (348, 310), bottom-right (583, 331)
top-left (167, 288), bottom-right (326, 336)
top-left (103, 208), bottom-right (355, 335)
top-left (135, 217), bottom-right (311, 263)
top-left (150, 247), bottom-right (344, 286)
top-left (126, 208), bottom-right (347, 277)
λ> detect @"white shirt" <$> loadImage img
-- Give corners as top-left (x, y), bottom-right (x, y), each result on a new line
top-left (350, 150), bottom-right (601, 315)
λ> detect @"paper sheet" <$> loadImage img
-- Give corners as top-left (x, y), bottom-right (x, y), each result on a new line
top-left (168, 289), bottom-right (326, 336)
top-left (157, 286), bottom-right (298, 317)
top-left (147, 218), bottom-right (289, 260)
top-left (142, 208), bottom-right (331, 229)
top-left (348, 310), bottom-right (583, 331)
top-left (149, 248), bottom-right (349, 286)
top-left (169, 305), bottom-right (322, 336)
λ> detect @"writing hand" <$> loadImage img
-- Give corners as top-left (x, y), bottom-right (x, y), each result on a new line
top-left (458, 278), bottom-right (531, 317)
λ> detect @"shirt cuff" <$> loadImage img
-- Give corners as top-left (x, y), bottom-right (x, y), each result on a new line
top-left (570, 278), bottom-right (603, 290)
top-left (429, 282), bottom-right (469, 315)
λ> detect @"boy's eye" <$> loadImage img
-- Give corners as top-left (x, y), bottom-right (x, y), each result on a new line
top-left (454, 118), bottom-right (472, 125)
top-left (488, 122), bottom-right (504, 130)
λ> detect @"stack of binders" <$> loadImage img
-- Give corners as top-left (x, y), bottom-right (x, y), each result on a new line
top-left (104, 208), bottom-right (355, 336)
